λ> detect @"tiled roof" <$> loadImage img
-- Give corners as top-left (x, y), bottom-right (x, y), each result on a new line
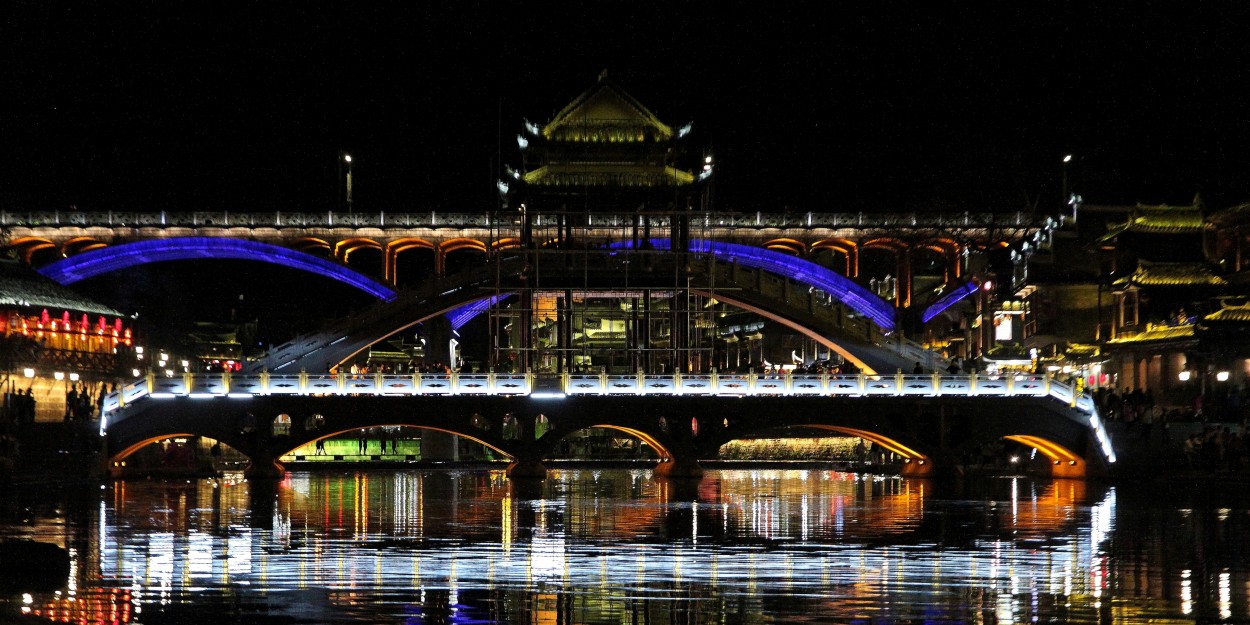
top-left (1112, 261), bottom-right (1228, 288)
top-left (1203, 303), bottom-right (1250, 323)
top-left (1099, 202), bottom-right (1207, 241)
top-left (1108, 323), bottom-right (1196, 345)
top-left (1064, 343), bottom-right (1100, 358)
top-left (543, 74), bottom-right (675, 143)
top-left (0, 261), bottom-right (122, 316)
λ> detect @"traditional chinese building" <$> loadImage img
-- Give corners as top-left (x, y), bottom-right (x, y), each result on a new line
top-left (1, 258), bottom-right (132, 421)
top-left (502, 70), bottom-right (707, 213)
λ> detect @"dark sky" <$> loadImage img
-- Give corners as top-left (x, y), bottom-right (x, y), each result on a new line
top-left (5, 3), bottom-right (1250, 215)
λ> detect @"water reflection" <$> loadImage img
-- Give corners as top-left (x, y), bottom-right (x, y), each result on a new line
top-left (3, 470), bottom-right (1249, 623)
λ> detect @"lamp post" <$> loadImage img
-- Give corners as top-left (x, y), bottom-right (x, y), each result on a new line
top-left (1061, 154), bottom-right (1074, 220)
top-left (344, 154), bottom-right (354, 214)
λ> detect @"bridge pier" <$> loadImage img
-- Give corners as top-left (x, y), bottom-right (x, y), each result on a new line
top-left (245, 459), bottom-right (286, 480)
top-left (653, 458), bottom-right (704, 479)
top-left (899, 458), bottom-right (936, 478)
top-left (506, 459), bottom-right (548, 479)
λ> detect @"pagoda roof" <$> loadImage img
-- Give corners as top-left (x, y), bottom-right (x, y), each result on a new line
top-left (1064, 343), bottom-right (1101, 358)
top-left (1107, 322), bottom-right (1197, 345)
top-left (523, 163), bottom-right (694, 188)
top-left (0, 260), bottom-right (122, 316)
top-left (1099, 201), bottom-right (1207, 242)
top-left (1203, 300), bottom-right (1250, 323)
top-left (542, 73), bottom-right (676, 143)
top-left (1111, 260), bottom-right (1228, 289)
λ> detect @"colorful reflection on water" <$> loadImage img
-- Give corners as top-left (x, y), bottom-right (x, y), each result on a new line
top-left (1, 469), bottom-right (1247, 623)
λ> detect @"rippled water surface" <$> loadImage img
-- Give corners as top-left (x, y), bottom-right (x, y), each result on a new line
top-left (2, 469), bottom-right (1248, 624)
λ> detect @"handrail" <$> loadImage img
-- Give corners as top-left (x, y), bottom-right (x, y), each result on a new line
top-left (3, 209), bottom-right (1051, 231)
top-left (104, 372), bottom-right (1088, 411)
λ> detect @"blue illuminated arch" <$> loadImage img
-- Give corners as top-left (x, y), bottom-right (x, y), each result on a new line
top-left (922, 280), bottom-right (981, 323)
top-left (611, 239), bottom-right (896, 330)
top-left (446, 294), bottom-right (513, 330)
top-left (38, 237), bottom-right (398, 301)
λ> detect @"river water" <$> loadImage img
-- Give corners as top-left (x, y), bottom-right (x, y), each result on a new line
top-left (0, 468), bottom-right (1246, 624)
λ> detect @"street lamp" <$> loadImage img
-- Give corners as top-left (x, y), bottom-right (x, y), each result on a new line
top-left (1062, 154), bottom-right (1073, 219)
top-left (344, 153), bottom-right (354, 213)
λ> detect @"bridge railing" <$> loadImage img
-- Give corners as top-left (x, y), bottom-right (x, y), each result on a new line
top-left (104, 371), bottom-right (1085, 410)
top-left (2, 209), bottom-right (1048, 230)
top-left (101, 370), bottom-right (1112, 462)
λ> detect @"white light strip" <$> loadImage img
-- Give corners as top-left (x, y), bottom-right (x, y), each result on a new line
top-left (227, 393), bottom-right (255, 399)
top-left (530, 392), bottom-right (567, 400)
top-left (149, 393), bottom-right (178, 399)
top-left (188, 393), bottom-right (218, 399)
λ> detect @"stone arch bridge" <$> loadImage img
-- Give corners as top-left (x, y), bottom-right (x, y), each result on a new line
top-left (101, 370), bottom-right (1115, 480)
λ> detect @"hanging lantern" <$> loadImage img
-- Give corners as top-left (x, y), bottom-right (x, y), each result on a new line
top-left (41, 309), bottom-right (50, 326)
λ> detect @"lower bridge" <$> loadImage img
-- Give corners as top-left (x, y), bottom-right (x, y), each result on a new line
top-left (102, 372), bottom-right (1116, 479)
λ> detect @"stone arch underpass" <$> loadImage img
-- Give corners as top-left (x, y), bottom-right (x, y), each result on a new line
top-left (103, 393), bottom-right (1107, 479)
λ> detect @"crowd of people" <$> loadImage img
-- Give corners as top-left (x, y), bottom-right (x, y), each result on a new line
top-left (341, 360), bottom-right (459, 375)
top-left (1, 387), bottom-right (37, 425)
top-left (1182, 426), bottom-right (1250, 473)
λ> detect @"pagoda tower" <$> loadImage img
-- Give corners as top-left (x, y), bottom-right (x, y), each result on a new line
top-left (486, 74), bottom-right (713, 376)
top-left (501, 72), bottom-right (708, 213)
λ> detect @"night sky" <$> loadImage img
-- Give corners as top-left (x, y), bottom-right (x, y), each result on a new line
top-left (6, 4), bottom-right (1250, 216)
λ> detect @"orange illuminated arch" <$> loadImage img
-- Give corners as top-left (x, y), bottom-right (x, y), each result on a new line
top-left (61, 236), bottom-right (107, 257)
top-left (385, 238), bottom-right (438, 282)
top-left (688, 289), bottom-right (879, 374)
top-left (493, 237), bottom-right (522, 250)
top-left (7, 237), bottom-right (57, 264)
top-left (292, 237), bottom-right (331, 250)
top-left (1003, 434), bottom-right (1086, 478)
top-left (912, 245), bottom-right (955, 282)
top-left (439, 237), bottom-right (488, 254)
top-left (561, 425), bottom-right (671, 460)
top-left (916, 238), bottom-right (963, 279)
top-left (801, 425), bottom-right (928, 461)
top-left (335, 238), bottom-right (383, 264)
top-left (812, 238), bottom-right (860, 276)
top-left (763, 238), bottom-right (806, 256)
top-left (111, 432), bottom-right (201, 463)
top-left (810, 238), bottom-right (860, 276)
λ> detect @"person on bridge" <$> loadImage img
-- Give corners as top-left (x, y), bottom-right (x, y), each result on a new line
top-left (913, 362), bottom-right (924, 374)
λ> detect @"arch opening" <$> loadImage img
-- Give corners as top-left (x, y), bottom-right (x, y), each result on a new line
top-left (392, 245), bottom-right (436, 286)
top-left (720, 424), bottom-right (929, 466)
top-left (278, 426), bottom-right (512, 464)
top-left (1002, 434), bottom-right (1086, 478)
top-left (546, 425), bottom-right (667, 461)
top-left (110, 434), bottom-right (248, 476)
